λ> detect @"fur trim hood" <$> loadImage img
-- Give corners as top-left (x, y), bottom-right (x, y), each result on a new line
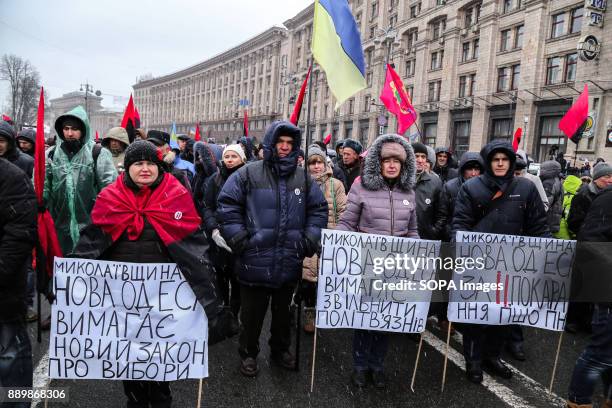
top-left (193, 141), bottom-right (219, 178)
top-left (361, 134), bottom-right (416, 192)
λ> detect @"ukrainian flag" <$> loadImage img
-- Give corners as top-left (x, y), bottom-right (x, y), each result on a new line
top-left (169, 121), bottom-right (178, 149)
top-left (312, 0), bottom-right (367, 108)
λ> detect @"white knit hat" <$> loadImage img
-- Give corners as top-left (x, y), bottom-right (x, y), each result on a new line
top-left (223, 143), bottom-right (247, 163)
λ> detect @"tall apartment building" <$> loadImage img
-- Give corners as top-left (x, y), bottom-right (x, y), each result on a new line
top-left (133, 27), bottom-right (287, 141)
top-left (134, 0), bottom-right (612, 162)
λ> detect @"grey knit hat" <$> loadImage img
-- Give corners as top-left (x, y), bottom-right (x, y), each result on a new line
top-left (307, 143), bottom-right (326, 162)
top-left (592, 162), bottom-right (612, 180)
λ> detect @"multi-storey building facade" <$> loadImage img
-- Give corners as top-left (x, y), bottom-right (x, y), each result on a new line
top-left (48, 91), bottom-right (123, 139)
top-left (133, 27), bottom-right (287, 141)
top-left (134, 0), bottom-right (612, 162)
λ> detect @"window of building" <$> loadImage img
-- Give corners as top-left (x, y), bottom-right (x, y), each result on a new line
top-left (430, 50), bottom-right (444, 70)
top-left (407, 85), bottom-right (414, 100)
top-left (364, 95), bottom-right (371, 111)
top-left (406, 29), bottom-right (418, 49)
top-left (405, 59), bottom-right (416, 76)
top-left (453, 121), bottom-right (471, 160)
top-left (465, 8), bottom-right (473, 27)
top-left (371, 1), bottom-right (378, 20)
top-left (514, 24), bottom-right (524, 48)
top-left (551, 13), bottom-right (565, 38)
top-left (546, 56), bottom-right (562, 84)
top-left (349, 98), bottom-right (355, 114)
top-left (570, 7), bottom-right (583, 33)
top-left (366, 71), bottom-right (373, 86)
top-left (500, 29), bottom-right (511, 52)
top-left (497, 67), bottom-right (510, 92)
top-left (410, 3), bottom-right (421, 18)
top-left (472, 39), bottom-right (480, 59)
top-left (538, 116), bottom-right (566, 162)
top-left (511, 64), bottom-right (520, 90)
top-left (431, 19), bottom-right (446, 40)
top-left (424, 123), bottom-right (437, 145)
top-left (503, 0), bottom-right (513, 13)
top-left (389, 14), bottom-right (398, 27)
top-left (370, 25), bottom-right (377, 39)
top-left (565, 52), bottom-right (578, 82)
top-left (365, 48), bottom-right (374, 67)
top-left (459, 75), bottom-right (468, 98)
top-left (469, 73), bottom-right (477, 96)
top-left (491, 118), bottom-right (512, 141)
top-left (462, 42), bottom-right (470, 62)
top-left (428, 80), bottom-right (442, 102)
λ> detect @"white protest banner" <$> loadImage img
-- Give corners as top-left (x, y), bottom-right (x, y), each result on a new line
top-left (49, 257), bottom-right (208, 381)
top-left (315, 229), bottom-right (440, 333)
top-left (447, 232), bottom-right (576, 331)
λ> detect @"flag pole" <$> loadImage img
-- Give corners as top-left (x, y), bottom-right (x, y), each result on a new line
top-left (295, 61), bottom-right (315, 373)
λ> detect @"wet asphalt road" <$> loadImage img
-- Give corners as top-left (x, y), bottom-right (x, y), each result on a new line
top-left (22, 299), bottom-right (608, 408)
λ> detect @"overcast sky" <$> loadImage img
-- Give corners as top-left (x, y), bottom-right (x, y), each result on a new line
top-left (0, 0), bottom-right (312, 110)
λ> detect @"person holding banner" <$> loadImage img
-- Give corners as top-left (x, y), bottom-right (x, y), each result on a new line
top-left (301, 143), bottom-right (347, 333)
top-left (451, 140), bottom-right (550, 384)
top-left (71, 141), bottom-right (233, 407)
top-left (336, 134), bottom-right (418, 389)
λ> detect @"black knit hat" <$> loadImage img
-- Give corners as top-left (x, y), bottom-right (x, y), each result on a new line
top-left (123, 140), bottom-right (165, 171)
top-left (343, 139), bottom-right (363, 155)
top-left (411, 142), bottom-right (428, 156)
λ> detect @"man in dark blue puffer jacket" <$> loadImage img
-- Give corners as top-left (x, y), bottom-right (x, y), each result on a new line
top-left (217, 120), bottom-right (328, 377)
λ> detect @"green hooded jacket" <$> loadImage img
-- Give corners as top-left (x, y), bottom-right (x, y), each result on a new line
top-left (44, 106), bottom-right (117, 253)
top-left (554, 175), bottom-right (582, 240)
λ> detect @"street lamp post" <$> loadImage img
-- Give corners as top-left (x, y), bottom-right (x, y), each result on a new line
top-left (373, 27), bottom-right (401, 135)
top-left (80, 81), bottom-right (101, 119)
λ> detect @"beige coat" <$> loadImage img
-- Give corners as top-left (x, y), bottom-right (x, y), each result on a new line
top-left (302, 166), bottom-right (347, 282)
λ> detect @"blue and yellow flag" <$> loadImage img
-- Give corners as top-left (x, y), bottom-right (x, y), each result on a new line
top-left (169, 121), bottom-right (178, 149)
top-left (312, 0), bottom-right (366, 108)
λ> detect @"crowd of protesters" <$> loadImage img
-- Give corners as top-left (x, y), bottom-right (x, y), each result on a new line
top-left (1, 108), bottom-right (611, 408)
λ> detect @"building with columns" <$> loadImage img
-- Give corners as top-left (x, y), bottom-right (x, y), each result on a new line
top-left (134, 0), bottom-right (612, 163)
top-left (48, 91), bottom-right (123, 140)
top-left (133, 27), bottom-right (287, 142)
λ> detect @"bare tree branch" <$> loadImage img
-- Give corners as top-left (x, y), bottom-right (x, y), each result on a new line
top-left (0, 54), bottom-right (41, 128)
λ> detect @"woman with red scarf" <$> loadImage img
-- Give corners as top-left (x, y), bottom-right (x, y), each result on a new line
top-left (71, 140), bottom-right (232, 408)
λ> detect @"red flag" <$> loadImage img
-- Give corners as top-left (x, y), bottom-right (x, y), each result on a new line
top-left (512, 128), bottom-right (523, 152)
top-left (194, 123), bottom-right (201, 141)
top-left (134, 106), bottom-right (141, 128)
top-left (95, 130), bottom-right (99, 141)
top-left (290, 66), bottom-right (312, 125)
top-left (34, 87), bottom-right (63, 278)
top-left (243, 110), bottom-right (249, 136)
top-left (121, 94), bottom-right (135, 128)
top-left (121, 94), bottom-right (138, 143)
top-left (559, 84), bottom-right (589, 144)
top-left (323, 133), bottom-right (331, 145)
top-left (379, 64), bottom-right (417, 135)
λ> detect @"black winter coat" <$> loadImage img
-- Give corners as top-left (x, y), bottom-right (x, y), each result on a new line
top-left (217, 121), bottom-right (328, 288)
top-left (337, 159), bottom-right (362, 192)
top-left (539, 160), bottom-right (564, 234)
top-left (567, 183), bottom-right (598, 236)
top-left (201, 163), bottom-right (242, 235)
top-left (452, 175), bottom-right (550, 237)
top-left (0, 158), bottom-right (37, 322)
top-left (415, 171), bottom-right (447, 240)
top-left (0, 121), bottom-right (34, 177)
top-left (579, 187), bottom-right (612, 242)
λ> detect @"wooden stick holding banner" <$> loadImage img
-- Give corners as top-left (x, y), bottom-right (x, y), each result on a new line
top-left (441, 322), bottom-right (453, 392)
top-left (310, 326), bottom-right (318, 393)
top-left (549, 331), bottom-right (564, 392)
top-left (196, 378), bottom-right (203, 408)
top-left (410, 333), bottom-right (424, 392)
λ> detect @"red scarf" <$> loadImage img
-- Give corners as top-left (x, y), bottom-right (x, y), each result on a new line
top-left (91, 173), bottom-right (201, 246)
